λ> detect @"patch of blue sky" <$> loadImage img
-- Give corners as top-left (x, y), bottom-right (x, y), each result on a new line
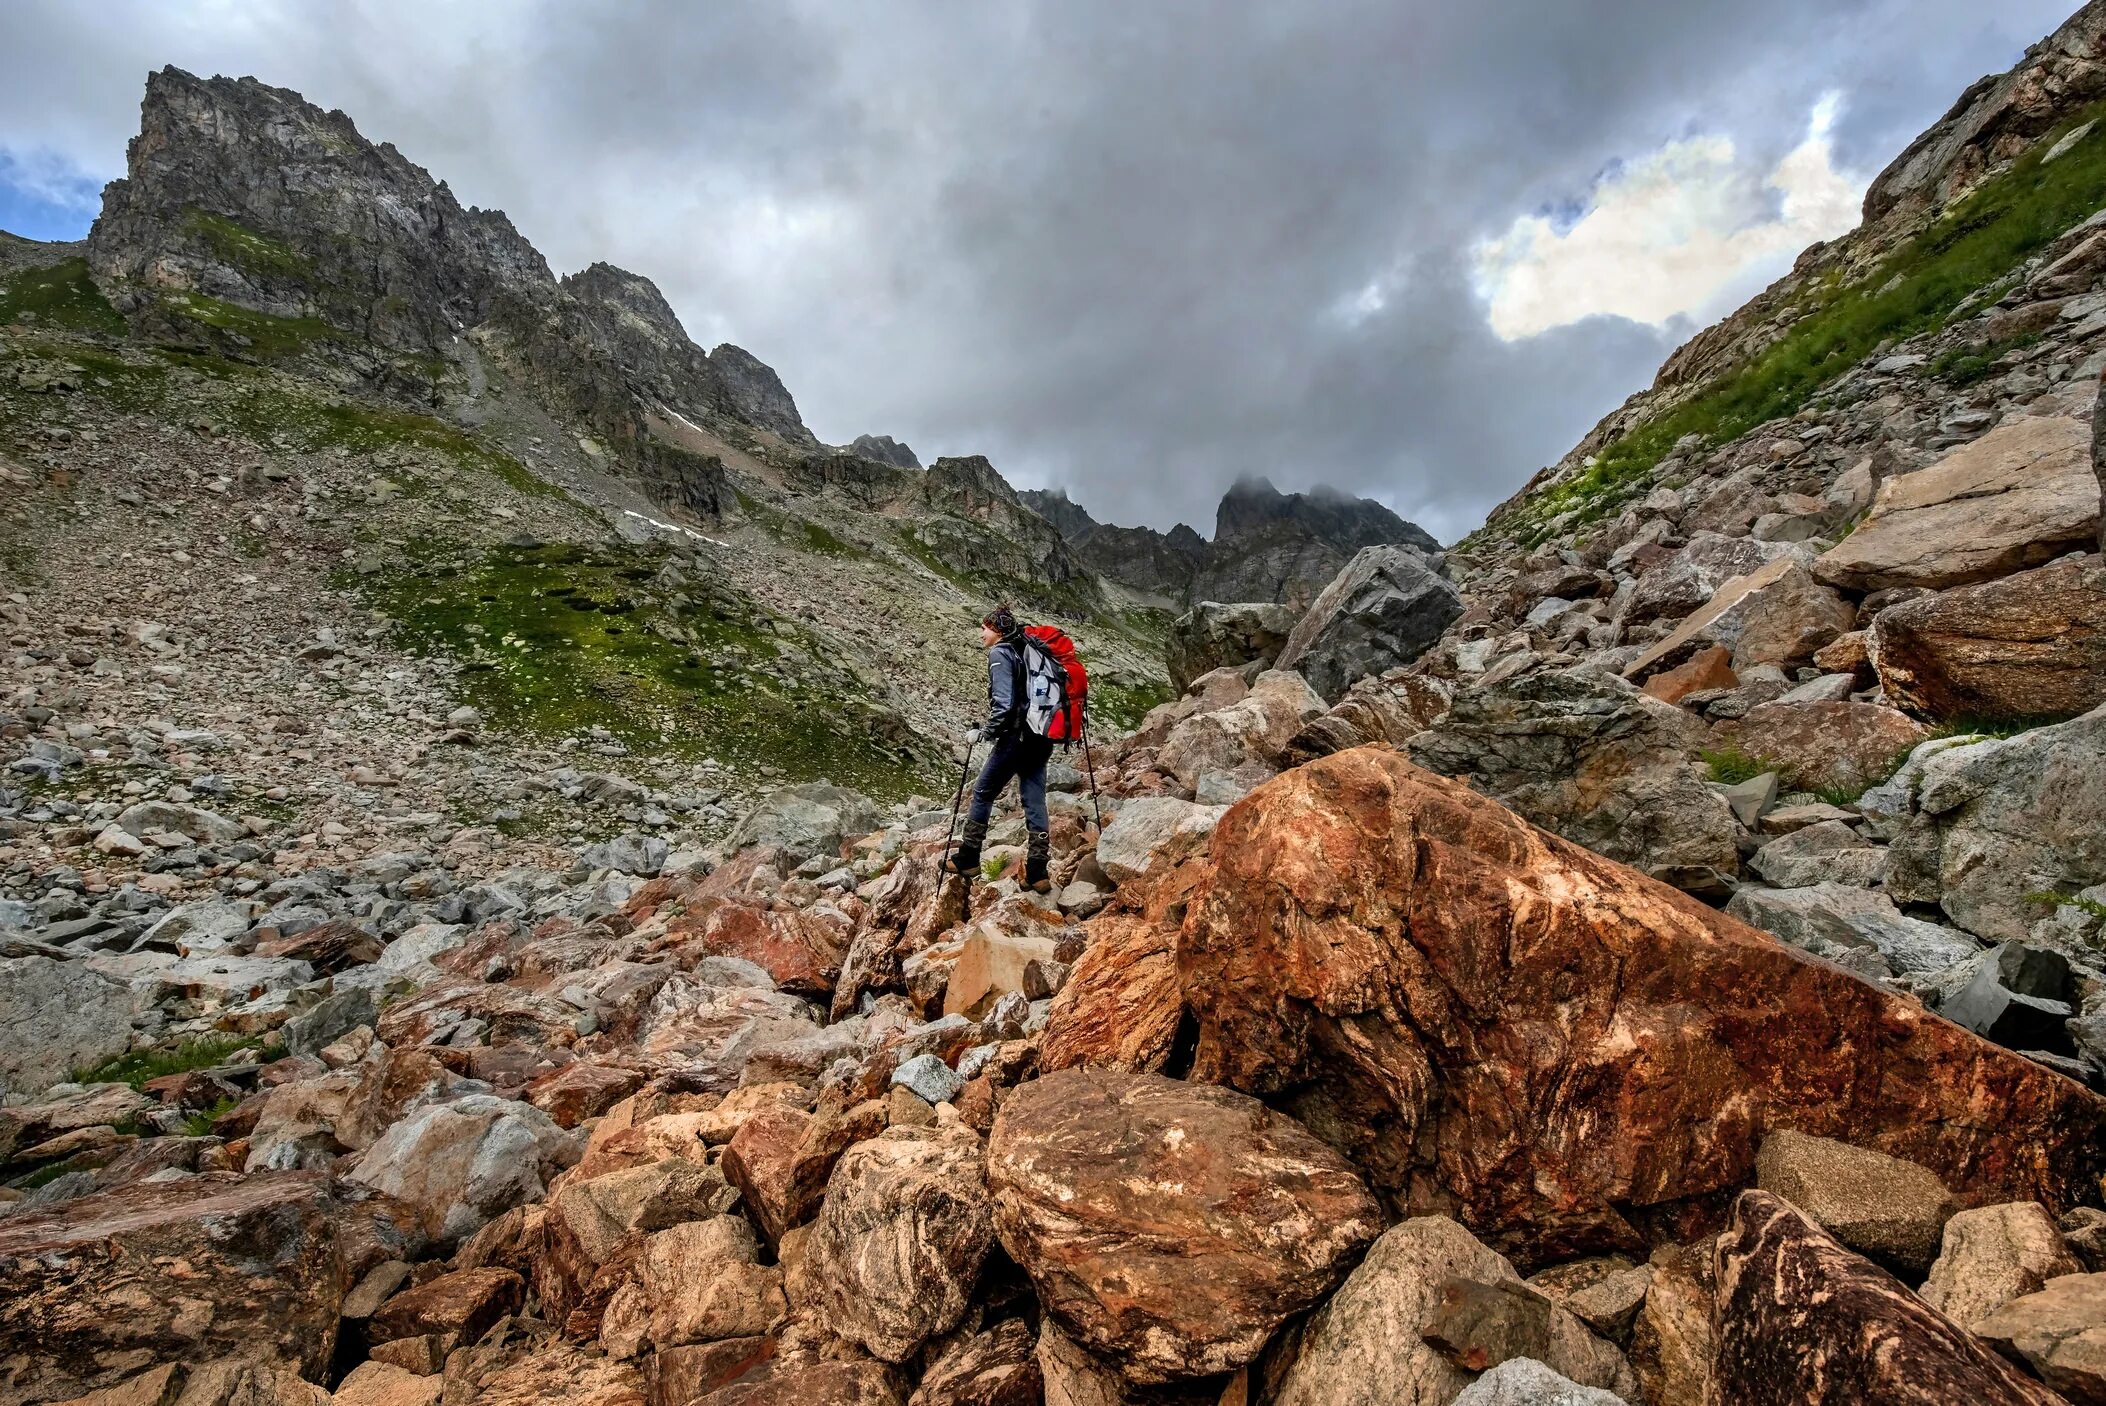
top-left (0, 149), bottom-right (104, 243)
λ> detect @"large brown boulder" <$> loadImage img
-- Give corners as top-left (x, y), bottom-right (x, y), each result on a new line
top-left (0, 1172), bottom-right (349, 1404)
top-left (1870, 556), bottom-right (2106, 723)
top-left (1815, 415), bottom-right (2102, 591)
top-left (1178, 748), bottom-right (2106, 1261)
top-left (1710, 1190), bottom-right (2064, 1405)
top-left (987, 1068), bottom-right (1381, 1383)
top-left (800, 1128), bottom-right (994, 1363)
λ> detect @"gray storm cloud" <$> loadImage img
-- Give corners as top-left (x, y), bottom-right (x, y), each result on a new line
top-left (0, 0), bottom-right (2075, 540)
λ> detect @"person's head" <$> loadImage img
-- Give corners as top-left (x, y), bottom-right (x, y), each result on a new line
top-left (980, 605), bottom-right (1016, 647)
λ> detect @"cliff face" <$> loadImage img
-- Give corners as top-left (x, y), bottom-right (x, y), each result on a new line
top-left (83, 66), bottom-right (818, 526)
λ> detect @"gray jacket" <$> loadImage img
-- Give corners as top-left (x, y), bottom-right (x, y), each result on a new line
top-left (985, 639), bottom-right (1025, 740)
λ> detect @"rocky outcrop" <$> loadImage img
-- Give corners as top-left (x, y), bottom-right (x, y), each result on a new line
top-left (987, 1068), bottom-right (1381, 1383)
top-left (82, 67), bottom-right (800, 524)
top-left (1179, 748), bottom-right (2106, 1260)
top-left (1198, 477), bottom-right (1441, 609)
top-left (1814, 416), bottom-right (2101, 591)
top-left (1709, 1190), bottom-right (2066, 1405)
top-left (849, 435), bottom-right (920, 469)
top-left (1163, 602), bottom-right (1294, 693)
top-left (1407, 667), bottom-right (1739, 892)
top-left (1274, 546), bottom-right (1463, 702)
top-left (1863, 2), bottom-right (2106, 222)
top-left (1870, 555), bottom-right (2106, 722)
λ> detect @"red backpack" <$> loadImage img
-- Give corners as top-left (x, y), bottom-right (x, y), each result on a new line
top-left (1020, 624), bottom-right (1088, 743)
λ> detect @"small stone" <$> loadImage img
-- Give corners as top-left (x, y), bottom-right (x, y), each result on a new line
top-left (1754, 1129), bottom-right (1957, 1273)
top-left (891, 1053), bottom-right (964, 1106)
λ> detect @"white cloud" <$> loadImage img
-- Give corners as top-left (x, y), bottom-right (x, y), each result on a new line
top-left (0, 146), bottom-right (107, 213)
top-left (1472, 94), bottom-right (1864, 341)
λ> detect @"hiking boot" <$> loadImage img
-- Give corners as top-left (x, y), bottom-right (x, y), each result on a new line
top-left (948, 819), bottom-right (988, 876)
top-left (1025, 829), bottom-right (1052, 892)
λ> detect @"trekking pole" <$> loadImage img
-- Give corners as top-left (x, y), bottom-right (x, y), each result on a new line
top-left (1080, 718), bottom-right (1104, 833)
top-left (938, 733), bottom-right (977, 882)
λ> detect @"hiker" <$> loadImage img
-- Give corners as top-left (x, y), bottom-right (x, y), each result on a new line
top-left (950, 605), bottom-right (1057, 890)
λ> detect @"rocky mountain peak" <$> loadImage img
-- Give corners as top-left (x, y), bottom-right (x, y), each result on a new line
top-left (1213, 473), bottom-right (1437, 555)
top-left (706, 341), bottom-right (813, 445)
top-left (849, 433), bottom-right (920, 468)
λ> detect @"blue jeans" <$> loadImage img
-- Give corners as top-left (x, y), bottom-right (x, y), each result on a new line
top-left (968, 733), bottom-right (1053, 833)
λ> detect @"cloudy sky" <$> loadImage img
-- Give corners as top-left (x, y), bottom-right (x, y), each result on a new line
top-left (0, 1), bottom-right (2077, 541)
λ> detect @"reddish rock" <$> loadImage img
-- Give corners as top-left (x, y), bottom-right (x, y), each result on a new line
top-left (1640, 645), bottom-right (1737, 705)
top-left (1178, 748), bottom-right (2106, 1262)
top-left (1716, 700), bottom-right (1931, 791)
top-left (1870, 556), bottom-right (2106, 723)
top-left (1814, 628), bottom-right (1872, 677)
top-left (912, 1320), bottom-right (1041, 1406)
top-left (526, 1062), bottom-right (646, 1128)
top-left (376, 980), bottom-right (576, 1050)
top-left (660, 897), bottom-right (849, 997)
top-left (694, 1361), bottom-right (902, 1404)
top-left (368, 1266), bottom-right (524, 1349)
top-left (1710, 1190), bottom-right (2064, 1405)
top-left (647, 1338), bottom-right (778, 1406)
top-left (721, 1100), bottom-right (887, 1245)
top-left (255, 917), bottom-right (385, 971)
top-left (1038, 863), bottom-right (1204, 1075)
top-left (0, 1172), bottom-right (346, 1402)
top-left (988, 1068), bottom-right (1382, 1384)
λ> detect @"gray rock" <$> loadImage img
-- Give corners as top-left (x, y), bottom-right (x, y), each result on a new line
top-left (726, 782), bottom-right (879, 868)
top-left (134, 899), bottom-right (252, 954)
top-left (891, 1052), bottom-right (965, 1106)
top-left (1165, 601), bottom-right (1296, 693)
top-left (1452, 1358), bottom-right (1631, 1406)
top-left (1094, 796), bottom-right (1227, 886)
top-left (1939, 943), bottom-right (2077, 1055)
top-left (1408, 668), bottom-right (1738, 894)
top-left (0, 956), bottom-right (138, 1098)
top-left (1623, 531), bottom-right (1799, 626)
top-left (1746, 820), bottom-right (1888, 889)
top-left (113, 800), bottom-right (246, 847)
top-left (348, 1094), bottom-right (576, 1241)
top-left (1754, 1129), bottom-right (1957, 1274)
top-left (1273, 1216), bottom-right (1636, 1406)
top-left (578, 832), bottom-right (669, 877)
top-left (1725, 883), bottom-right (1981, 977)
top-left (1710, 772), bottom-right (1779, 828)
top-left (281, 986), bottom-right (377, 1058)
top-left (1275, 545), bottom-right (1463, 702)
top-left (849, 433), bottom-right (919, 469)
top-left (1886, 705), bottom-right (2106, 940)
top-left (1776, 673), bottom-right (1858, 704)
